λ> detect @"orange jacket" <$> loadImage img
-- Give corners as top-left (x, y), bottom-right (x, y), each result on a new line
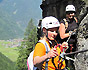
top-left (33, 41), bottom-right (66, 70)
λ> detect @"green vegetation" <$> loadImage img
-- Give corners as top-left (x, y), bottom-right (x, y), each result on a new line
top-left (0, 6), bottom-right (25, 40)
top-left (17, 19), bottom-right (38, 70)
top-left (0, 52), bottom-right (16, 70)
top-left (0, 40), bottom-right (19, 70)
top-left (0, 11), bottom-right (24, 40)
top-left (0, 40), bottom-right (19, 62)
top-left (0, 19), bottom-right (38, 70)
top-left (0, 46), bottom-right (19, 62)
top-left (0, 0), bottom-right (41, 40)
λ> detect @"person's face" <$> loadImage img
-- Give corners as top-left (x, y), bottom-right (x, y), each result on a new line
top-left (66, 11), bottom-right (75, 19)
top-left (47, 27), bottom-right (58, 40)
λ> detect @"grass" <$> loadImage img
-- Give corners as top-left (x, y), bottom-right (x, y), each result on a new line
top-left (0, 40), bottom-right (19, 62)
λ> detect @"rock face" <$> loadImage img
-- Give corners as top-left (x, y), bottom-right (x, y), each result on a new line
top-left (40, 0), bottom-right (88, 70)
top-left (40, 0), bottom-right (85, 20)
top-left (74, 13), bottom-right (88, 70)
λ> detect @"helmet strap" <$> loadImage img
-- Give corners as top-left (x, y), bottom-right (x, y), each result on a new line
top-left (46, 29), bottom-right (49, 40)
top-left (46, 29), bottom-right (53, 46)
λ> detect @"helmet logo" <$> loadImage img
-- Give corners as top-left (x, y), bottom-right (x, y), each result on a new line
top-left (56, 22), bottom-right (58, 24)
top-left (41, 16), bottom-right (60, 29)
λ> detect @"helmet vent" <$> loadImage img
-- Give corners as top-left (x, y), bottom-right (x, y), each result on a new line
top-left (49, 22), bottom-right (52, 24)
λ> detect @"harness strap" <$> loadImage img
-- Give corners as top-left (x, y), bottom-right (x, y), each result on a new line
top-left (38, 40), bottom-right (50, 70)
top-left (63, 17), bottom-right (78, 30)
top-left (52, 57), bottom-right (58, 70)
top-left (45, 60), bottom-right (48, 70)
top-left (63, 18), bottom-right (68, 30)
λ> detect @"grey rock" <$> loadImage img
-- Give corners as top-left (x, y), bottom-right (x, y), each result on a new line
top-left (74, 14), bottom-right (88, 70)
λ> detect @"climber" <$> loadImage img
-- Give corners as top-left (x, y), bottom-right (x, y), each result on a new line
top-left (58, 5), bottom-right (78, 70)
top-left (33, 16), bottom-right (68, 70)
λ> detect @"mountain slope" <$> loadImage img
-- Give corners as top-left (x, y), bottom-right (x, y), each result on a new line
top-left (0, 0), bottom-right (42, 40)
top-left (0, 52), bottom-right (16, 70)
top-left (0, 9), bottom-right (24, 39)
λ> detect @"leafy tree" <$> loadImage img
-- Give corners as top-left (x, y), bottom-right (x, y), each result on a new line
top-left (16, 19), bottom-right (38, 70)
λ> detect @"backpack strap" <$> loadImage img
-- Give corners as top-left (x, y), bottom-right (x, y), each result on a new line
top-left (63, 18), bottom-right (68, 30)
top-left (38, 40), bottom-right (50, 70)
top-left (38, 40), bottom-right (50, 53)
top-left (27, 40), bottom-right (50, 70)
top-left (63, 17), bottom-right (78, 30)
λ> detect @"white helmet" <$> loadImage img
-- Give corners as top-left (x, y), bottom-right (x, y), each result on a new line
top-left (41, 16), bottom-right (60, 29)
top-left (66, 5), bottom-right (75, 12)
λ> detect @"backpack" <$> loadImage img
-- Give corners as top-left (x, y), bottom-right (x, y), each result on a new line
top-left (27, 40), bottom-right (50, 70)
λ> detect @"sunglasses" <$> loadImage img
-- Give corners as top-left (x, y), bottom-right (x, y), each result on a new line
top-left (66, 11), bottom-right (75, 14)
